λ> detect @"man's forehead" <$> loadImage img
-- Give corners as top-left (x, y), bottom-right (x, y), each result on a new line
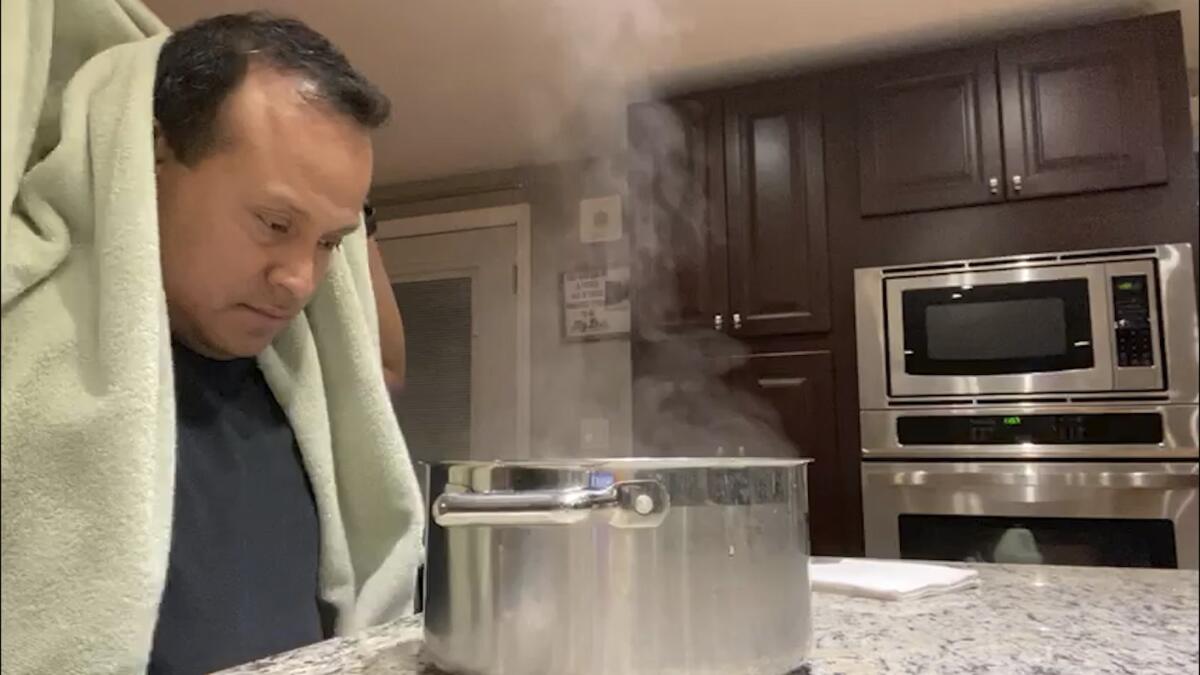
top-left (218, 66), bottom-right (322, 140)
top-left (213, 65), bottom-right (374, 229)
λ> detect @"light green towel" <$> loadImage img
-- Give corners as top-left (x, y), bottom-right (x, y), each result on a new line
top-left (0, 2), bottom-right (426, 673)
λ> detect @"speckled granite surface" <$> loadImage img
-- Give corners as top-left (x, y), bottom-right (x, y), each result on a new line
top-left (220, 561), bottom-right (1199, 675)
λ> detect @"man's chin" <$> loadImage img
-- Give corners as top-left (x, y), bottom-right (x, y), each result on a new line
top-left (228, 334), bottom-right (279, 359)
top-left (198, 330), bottom-right (278, 360)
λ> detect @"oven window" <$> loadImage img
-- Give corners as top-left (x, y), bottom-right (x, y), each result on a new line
top-left (901, 278), bottom-right (1094, 375)
top-left (899, 515), bottom-right (1177, 568)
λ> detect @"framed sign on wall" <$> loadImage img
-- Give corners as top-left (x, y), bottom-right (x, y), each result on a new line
top-left (561, 267), bottom-right (630, 341)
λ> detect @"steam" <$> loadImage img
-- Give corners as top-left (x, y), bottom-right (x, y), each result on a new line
top-left (519, 2), bottom-right (795, 460)
top-left (524, 1), bottom-right (682, 161)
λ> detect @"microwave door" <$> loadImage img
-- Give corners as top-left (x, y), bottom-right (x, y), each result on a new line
top-left (885, 265), bottom-right (1114, 397)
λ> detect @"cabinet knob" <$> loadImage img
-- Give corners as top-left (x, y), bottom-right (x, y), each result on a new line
top-left (733, 313), bottom-right (743, 330)
top-left (714, 313), bottom-right (723, 331)
top-left (1011, 175), bottom-right (1023, 193)
top-left (988, 177), bottom-right (1000, 195)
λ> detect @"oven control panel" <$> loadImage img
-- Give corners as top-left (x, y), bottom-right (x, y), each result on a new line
top-left (1113, 275), bottom-right (1154, 367)
top-left (897, 413), bottom-right (1164, 446)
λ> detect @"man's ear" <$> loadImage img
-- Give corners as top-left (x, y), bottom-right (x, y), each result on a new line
top-left (152, 120), bottom-right (171, 169)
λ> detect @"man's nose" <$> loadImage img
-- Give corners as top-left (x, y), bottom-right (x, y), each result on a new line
top-left (267, 244), bottom-right (318, 303)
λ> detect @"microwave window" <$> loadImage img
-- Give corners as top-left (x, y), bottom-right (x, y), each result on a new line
top-left (926, 298), bottom-right (1066, 360)
top-left (902, 278), bottom-right (1094, 376)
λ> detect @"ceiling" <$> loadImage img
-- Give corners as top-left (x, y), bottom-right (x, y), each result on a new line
top-left (146, 0), bottom-right (1199, 186)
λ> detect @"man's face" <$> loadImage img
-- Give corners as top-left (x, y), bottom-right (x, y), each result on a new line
top-left (155, 65), bottom-right (374, 359)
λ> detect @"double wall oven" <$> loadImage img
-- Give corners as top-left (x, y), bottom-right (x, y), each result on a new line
top-left (855, 244), bottom-right (1199, 569)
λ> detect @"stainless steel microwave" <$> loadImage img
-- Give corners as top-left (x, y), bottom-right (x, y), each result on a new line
top-left (855, 244), bottom-right (1199, 406)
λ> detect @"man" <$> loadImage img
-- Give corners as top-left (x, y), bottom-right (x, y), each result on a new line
top-left (149, 13), bottom-right (409, 673)
top-left (3, 7), bottom-right (420, 674)
top-left (151, 10), bottom-right (395, 672)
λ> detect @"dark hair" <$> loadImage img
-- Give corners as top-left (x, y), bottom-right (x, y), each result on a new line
top-left (154, 11), bottom-right (390, 164)
top-left (363, 202), bottom-right (378, 237)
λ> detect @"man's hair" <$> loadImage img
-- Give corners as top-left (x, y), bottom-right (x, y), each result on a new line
top-left (154, 12), bottom-right (390, 165)
top-left (363, 202), bottom-right (378, 237)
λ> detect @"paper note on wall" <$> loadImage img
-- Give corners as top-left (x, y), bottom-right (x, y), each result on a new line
top-left (563, 267), bottom-right (630, 339)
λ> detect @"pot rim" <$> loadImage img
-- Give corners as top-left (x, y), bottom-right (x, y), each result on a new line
top-left (418, 456), bottom-right (814, 470)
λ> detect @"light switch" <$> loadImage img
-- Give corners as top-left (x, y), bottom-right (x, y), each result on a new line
top-left (579, 195), bottom-right (622, 244)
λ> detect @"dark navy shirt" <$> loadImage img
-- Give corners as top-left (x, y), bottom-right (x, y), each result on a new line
top-left (148, 342), bottom-right (324, 674)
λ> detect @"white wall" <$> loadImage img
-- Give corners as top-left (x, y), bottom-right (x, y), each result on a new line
top-left (374, 158), bottom-right (635, 460)
top-left (527, 160), bottom-right (634, 458)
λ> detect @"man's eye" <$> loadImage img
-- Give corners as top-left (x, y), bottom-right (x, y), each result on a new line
top-left (319, 238), bottom-right (343, 251)
top-left (257, 215), bottom-right (289, 234)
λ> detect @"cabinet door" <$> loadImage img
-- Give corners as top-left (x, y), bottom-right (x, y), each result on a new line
top-left (631, 344), bottom-right (736, 457)
top-left (998, 18), bottom-right (1166, 199)
top-left (723, 351), bottom-right (841, 555)
top-left (628, 96), bottom-right (728, 339)
top-left (724, 82), bottom-right (830, 336)
top-left (857, 47), bottom-right (1004, 215)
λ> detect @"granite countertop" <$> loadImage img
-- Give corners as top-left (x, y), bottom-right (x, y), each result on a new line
top-left (222, 561), bottom-right (1199, 675)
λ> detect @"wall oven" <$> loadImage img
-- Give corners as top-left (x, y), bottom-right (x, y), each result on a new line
top-left (862, 461), bottom-right (1198, 569)
top-left (855, 244), bottom-right (1199, 570)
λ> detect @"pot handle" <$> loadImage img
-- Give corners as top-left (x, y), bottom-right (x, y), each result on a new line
top-left (433, 479), bottom-right (669, 528)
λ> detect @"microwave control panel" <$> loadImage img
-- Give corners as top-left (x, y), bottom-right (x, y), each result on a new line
top-left (1106, 259), bottom-right (1163, 392)
top-left (1112, 275), bottom-right (1154, 367)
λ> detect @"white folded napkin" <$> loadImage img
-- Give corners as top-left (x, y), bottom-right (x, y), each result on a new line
top-left (810, 558), bottom-right (979, 600)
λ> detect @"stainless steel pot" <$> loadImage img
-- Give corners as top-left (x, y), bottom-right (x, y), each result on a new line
top-left (422, 457), bottom-right (813, 675)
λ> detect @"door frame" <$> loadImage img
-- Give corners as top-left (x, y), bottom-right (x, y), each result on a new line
top-left (375, 204), bottom-right (533, 459)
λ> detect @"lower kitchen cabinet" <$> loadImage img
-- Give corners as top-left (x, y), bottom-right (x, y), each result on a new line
top-left (633, 346), bottom-right (846, 555)
top-left (724, 351), bottom-right (842, 555)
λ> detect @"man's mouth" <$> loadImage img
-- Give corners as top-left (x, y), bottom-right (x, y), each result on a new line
top-left (242, 304), bottom-right (294, 322)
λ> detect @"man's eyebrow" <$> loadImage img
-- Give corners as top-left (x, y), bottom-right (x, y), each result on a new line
top-left (260, 190), bottom-right (307, 219)
top-left (328, 222), bottom-right (361, 238)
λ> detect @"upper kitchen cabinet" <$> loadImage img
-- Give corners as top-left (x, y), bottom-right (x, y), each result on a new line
top-left (855, 15), bottom-right (1171, 215)
top-left (857, 47), bottom-right (1004, 215)
top-left (997, 17), bottom-right (1167, 200)
top-left (724, 81), bottom-right (831, 335)
top-left (628, 95), bottom-right (727, 339)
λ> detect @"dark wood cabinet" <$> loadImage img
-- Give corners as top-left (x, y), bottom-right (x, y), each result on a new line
top-left (630, 84), bottom-right (831, 340)
top-left (628, 96), bottom-right (727, 338)
top-left (998, 18), bottom-right (1167, 199)
top-left (856, 16), bottom-right (1169, 214)
top-left (857, 47), bottom-right (1004, 215)
top-left (633, 347), bottom-right (843, 553)
top-left (724, 351), bottom-right (841, 555)
top-left (722, 351), bottom-right (837, 458)
top-left (630, 11), bottom-right (1193, 558)
top-left (725, 83), bottom-right (831, 335)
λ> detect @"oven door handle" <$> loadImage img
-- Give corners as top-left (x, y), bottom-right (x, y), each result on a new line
top-left (889, 470), bottom-right (1198, 490)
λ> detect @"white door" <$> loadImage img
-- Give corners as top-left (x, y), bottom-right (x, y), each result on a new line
top-left (377, 225), bottom-right (518, 461)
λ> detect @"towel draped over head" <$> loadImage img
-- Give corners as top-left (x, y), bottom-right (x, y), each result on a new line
top-left (1, 2), bottom-right (425, 672)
